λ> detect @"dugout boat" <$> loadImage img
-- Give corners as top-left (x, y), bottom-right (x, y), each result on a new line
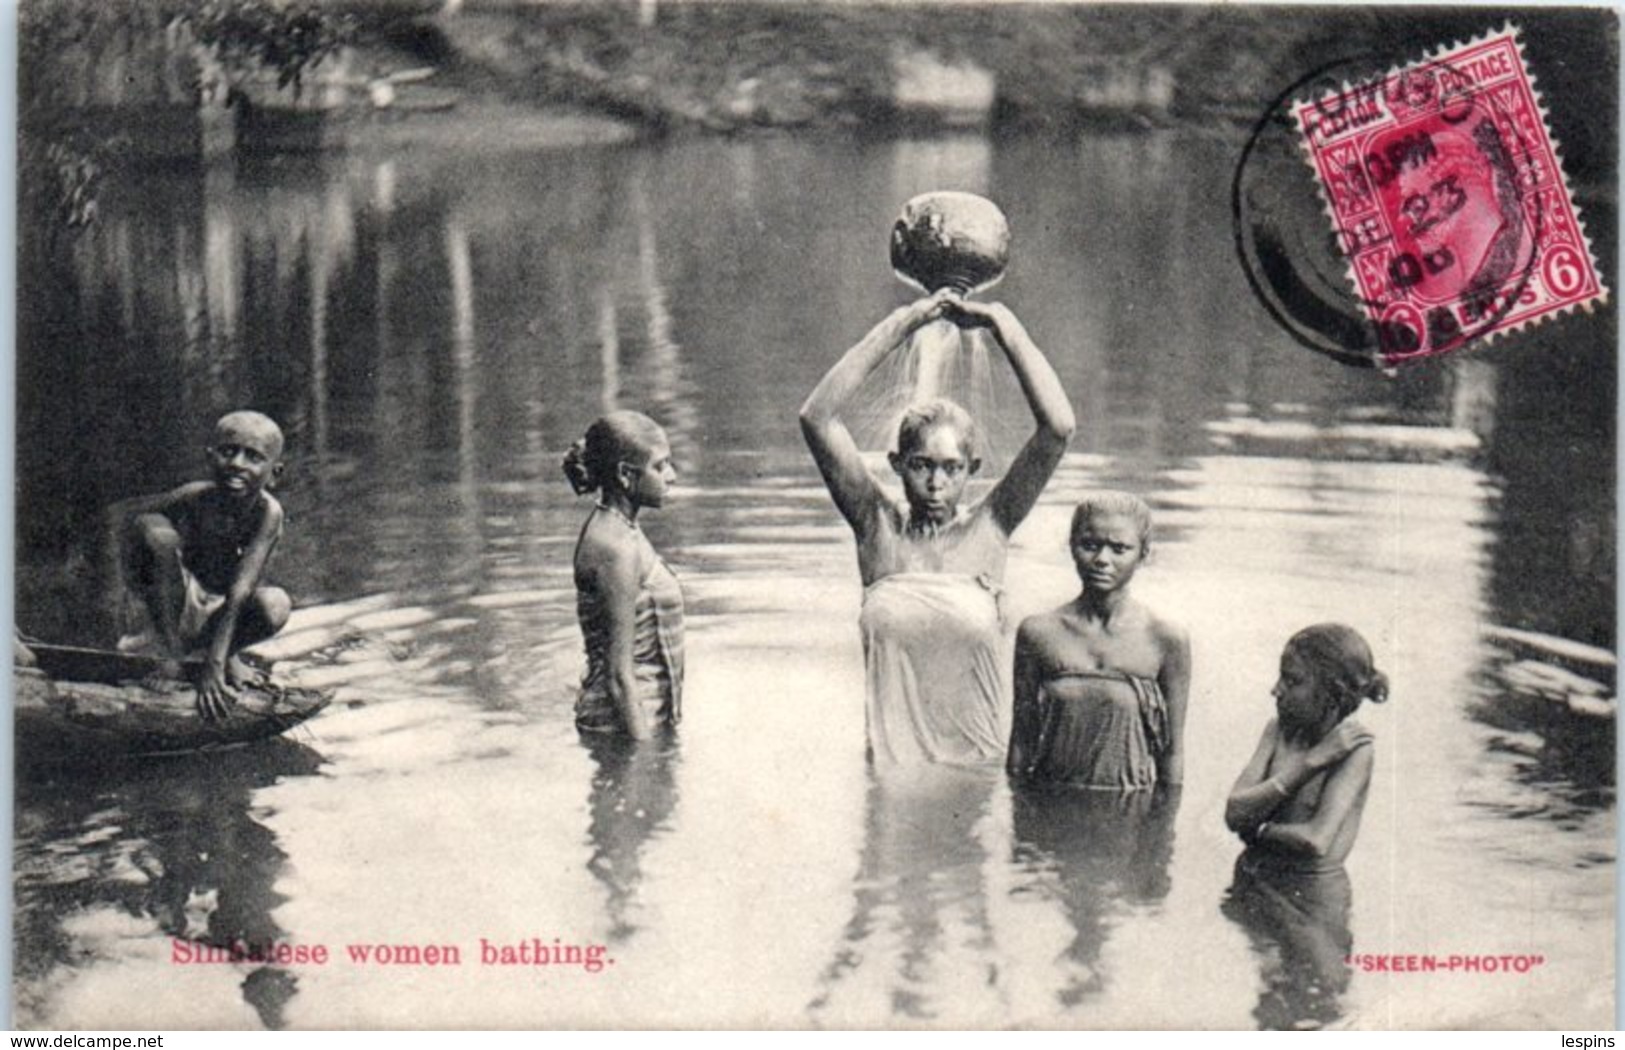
top-left (15, 641), bottom-right (332, 763)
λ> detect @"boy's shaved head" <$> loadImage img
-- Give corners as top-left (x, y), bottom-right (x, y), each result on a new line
top-left (215, 411), bottom-right (285, 460)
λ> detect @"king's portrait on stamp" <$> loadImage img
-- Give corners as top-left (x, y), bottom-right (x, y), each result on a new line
top-left (11, 1), bottom-right (1617, 1032)
top-left (1293, 27), bottom-right (1605, 367)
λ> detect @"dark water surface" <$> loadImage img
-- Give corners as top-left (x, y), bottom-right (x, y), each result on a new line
top-left (15, 130), bottom-right (1614, 1028)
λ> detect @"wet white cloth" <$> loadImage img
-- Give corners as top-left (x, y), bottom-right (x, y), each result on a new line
top-left (859, 572), bottom-right (1009, 767)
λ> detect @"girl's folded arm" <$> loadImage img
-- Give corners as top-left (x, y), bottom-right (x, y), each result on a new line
top-left (1260, 743), bottom-right (1374, 858)
top-left (1224, 720), bottom-right (1284, 833)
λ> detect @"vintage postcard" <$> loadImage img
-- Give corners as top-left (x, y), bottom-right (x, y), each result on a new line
top-left (11, 1), bottom-right (1616, 1031)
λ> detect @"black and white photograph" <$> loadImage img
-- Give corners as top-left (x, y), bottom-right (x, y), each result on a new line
top-left (10, 0), bottom-right (1617, 1030)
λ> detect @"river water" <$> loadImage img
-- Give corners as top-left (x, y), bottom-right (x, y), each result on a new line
top-left (14, 129), bottom-right (1615, 1029)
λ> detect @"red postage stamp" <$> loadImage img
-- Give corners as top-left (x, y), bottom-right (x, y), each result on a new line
top-left (1295, 26), bottom-right (1607, 366)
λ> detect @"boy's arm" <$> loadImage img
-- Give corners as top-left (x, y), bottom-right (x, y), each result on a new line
top-left (105, 483), bottom-right (211, 615)
top-left (107, 483), bottom-right (210, 548)
top-left (1006, 621), bottom-right (1045, 777)
top-left (1255, 745), bottom-right (1375, 859)
top-left (1155, 621), bottom-right (1192, 786)
top-left (108, 482), bottom-right (211, 527)
top-left (196, 497), bottom-right (283, 719)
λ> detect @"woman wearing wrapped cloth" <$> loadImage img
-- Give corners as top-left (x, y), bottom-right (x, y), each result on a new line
top-left (564, 411), bottom-right (683, 741)
top-left (1006, 492), bottom-right (1191, 791)
top-left (799, 291), bottom-right (1074, 766)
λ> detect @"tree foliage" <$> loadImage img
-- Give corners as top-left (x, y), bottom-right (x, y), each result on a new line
top-left (20, 0), bottom-right (353, 229)
top-left (188, 0), bottom-right (354, 95)
top-left (21, 0), bottom-right (352, 104)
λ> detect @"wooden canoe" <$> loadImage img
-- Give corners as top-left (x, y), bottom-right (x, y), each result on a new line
top-left (15, 643), bottom-right (332, 761)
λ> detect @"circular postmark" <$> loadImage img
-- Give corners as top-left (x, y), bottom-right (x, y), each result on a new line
top-left (1233, 45), bottom-right (1547, 369)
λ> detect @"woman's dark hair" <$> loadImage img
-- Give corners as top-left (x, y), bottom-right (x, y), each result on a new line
top-left (1287, 623), bottom-right (1390, 726)
top-left (562, 411), bottom-right (666, 496)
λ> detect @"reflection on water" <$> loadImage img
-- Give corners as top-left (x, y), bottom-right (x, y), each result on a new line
top-left (891, 134), bottom-right (992, 202)
top-left (15, 742), bottom-right (324, 1028)
top-left (1222, 858), bottom-right (1353, 1031)
top-left (14, 128), bottom-right (1614, 1029)
top-left (1009, 786), bottom-right (1179, 1009)
top-left (810, 768), bottom-right (1001, 1023)
top-left (582, 733), bottom-right (680, 943)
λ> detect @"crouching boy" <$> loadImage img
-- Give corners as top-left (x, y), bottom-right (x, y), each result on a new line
top-left (114, 410), bottom-right (290, 720)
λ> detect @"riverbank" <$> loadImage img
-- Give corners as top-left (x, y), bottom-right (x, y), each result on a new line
top-left (24, 2), bottom-right (1617, 194)
top-left (336, 2), bottom-right (1618, 147)
top-left (343, 2), bottom-right (1234, 133)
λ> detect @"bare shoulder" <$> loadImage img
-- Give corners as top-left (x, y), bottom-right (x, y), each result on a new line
top-left (575, 519), bottom-right (648, 583)
top-left (1338, 717), bottom-right (1375, 752)
top-left (1332, 735), bottom-right (1377, 778)
top-left (166, 480), bottom-right (216, 506)
top-left (1016, 608), bottom-right (1068, 647)
top-left (1014, 611), bottom-right (1068, 679)
top-left (260, 492), bottom-right (285, 529)
top-left (1144, 605), bottom-right (1191, 654)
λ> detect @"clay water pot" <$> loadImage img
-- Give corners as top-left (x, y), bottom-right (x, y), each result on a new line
top-left (890, 191), bottom-right (1010, 295)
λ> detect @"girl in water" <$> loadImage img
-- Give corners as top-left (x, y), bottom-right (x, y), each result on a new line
top-left (799, 292), bottom-right (1074, 766)
top-left (1007, 492), bottom-right (1191, 790)
top-left (1222, 624), bottom-right (1387, 1028)
top-left (564, 411), bottom-right (683, 740)
top-left (1224, 624), bottom-right (1385, 870)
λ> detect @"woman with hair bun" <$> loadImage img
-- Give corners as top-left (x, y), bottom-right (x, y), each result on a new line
top-left (563, 411), bottom-right (682, 740)
top-left (1225, 623), bottom-right (1387, 869)
top-left (1222, 624), bottom-right (1389, 1028)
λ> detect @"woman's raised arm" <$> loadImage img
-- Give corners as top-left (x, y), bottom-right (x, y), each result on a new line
top-left (945, 301), bottom-right (1075, 534)
top-left (799, 296), bottom-right (947, 529)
